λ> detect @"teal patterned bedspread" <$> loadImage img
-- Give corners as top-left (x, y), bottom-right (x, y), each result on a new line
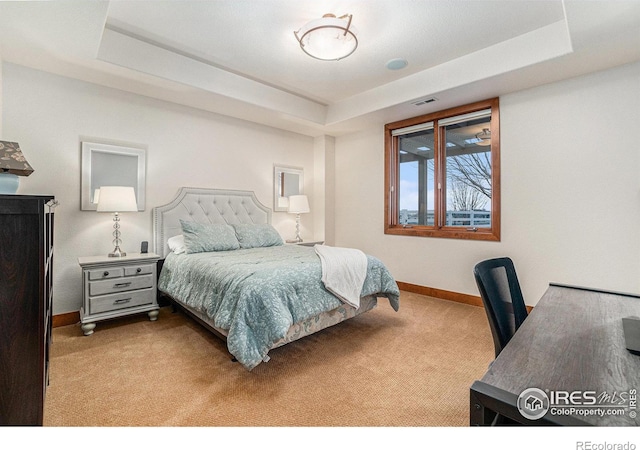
top-left (158, 245), bottom-right (400, 370)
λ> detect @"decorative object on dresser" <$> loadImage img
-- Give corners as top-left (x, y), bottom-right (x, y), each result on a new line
top-left (96, 186), bottom-right (138, 257)
top-left (0, 141), bottom-right (34, 194)
top-left (78, 252), bottom-right (161, 336)
top-left (286, 194), bottom-right (310, 243)
top-left (0, 194), bottom-right (57, 425)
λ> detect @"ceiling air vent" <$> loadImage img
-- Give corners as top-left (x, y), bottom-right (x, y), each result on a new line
top-left (411, 97), bottom-right (437, 107)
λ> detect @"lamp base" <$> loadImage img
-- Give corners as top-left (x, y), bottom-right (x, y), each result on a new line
top-left (286, 213), bottom-right (303, 244)
top-left (108, 246), bottom-right (126, 257)
top-left (0, 173), bottom-right (19, 194)
top-left (107, 213), bottom-right (126, 257)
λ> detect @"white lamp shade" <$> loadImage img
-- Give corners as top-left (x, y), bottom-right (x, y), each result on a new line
top-left (96, 186), bottom-right (138, 212)
top-left (288, 195), bottom-right (310, 214)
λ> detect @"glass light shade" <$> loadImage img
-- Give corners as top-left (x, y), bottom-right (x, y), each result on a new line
top-left (295, 14), bottom-right (358, 61)
top-left (288, 195), bottom-right (310, 214)
top-left (96, 186), bottom-right (138, 212)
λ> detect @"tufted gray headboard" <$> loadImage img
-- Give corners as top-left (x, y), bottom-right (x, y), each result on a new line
top-left (152, 187), bottom-right (272, 258)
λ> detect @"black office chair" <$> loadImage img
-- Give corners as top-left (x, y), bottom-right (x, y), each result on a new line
top-left (473, 257), bottom-right (528, 358)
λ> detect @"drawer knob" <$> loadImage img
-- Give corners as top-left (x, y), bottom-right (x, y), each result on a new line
top-left (103, 271), bottom-right (109, 277)
top-left (136, 268), bottom-right (142, 273)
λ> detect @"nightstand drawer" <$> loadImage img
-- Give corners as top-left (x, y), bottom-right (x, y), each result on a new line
top-left (124, 263), bottom-right (155, 277)
top-left (88, 267), bottom-right (124, 280)
top-left (89, 274), bottom-right (154, 296)
top-left (89, 288), bottom-right (155, 315)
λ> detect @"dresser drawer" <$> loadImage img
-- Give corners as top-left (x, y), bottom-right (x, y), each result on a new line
top-left (89, 288), bottom-right (155, 315)
top-left (89, 274), bottom-right (154, 296)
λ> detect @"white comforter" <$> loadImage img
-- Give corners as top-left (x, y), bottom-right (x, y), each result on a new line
top-left (314, 244), bottom-right (368, 308)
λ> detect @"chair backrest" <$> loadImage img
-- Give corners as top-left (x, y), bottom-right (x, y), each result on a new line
top-left (473, 257), bottom-right (528, 358)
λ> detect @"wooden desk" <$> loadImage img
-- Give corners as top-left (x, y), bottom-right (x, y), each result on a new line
top-left (471, 283), bottom-right (640, 426)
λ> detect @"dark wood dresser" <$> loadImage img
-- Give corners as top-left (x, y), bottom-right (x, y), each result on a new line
top-left (0, 194), bottom-right (57, 425)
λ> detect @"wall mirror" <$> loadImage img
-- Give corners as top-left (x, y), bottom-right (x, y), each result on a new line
top-left (273, 165), bottom-right (303, 212)
top-left (81, 141), bottom-right (146, 211)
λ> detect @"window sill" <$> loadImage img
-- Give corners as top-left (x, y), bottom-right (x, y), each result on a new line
top-left (384, 225), bottom-right (500, 242)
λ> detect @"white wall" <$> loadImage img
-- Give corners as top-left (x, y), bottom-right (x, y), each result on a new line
top-left (2, 63), bottom-right (315, 314)
top-left (4, 60), bottom-right (638, 314)
top-left (334, 61), bottom-right (640, 305)
top-left (313, 135), bottom-right (335, 245)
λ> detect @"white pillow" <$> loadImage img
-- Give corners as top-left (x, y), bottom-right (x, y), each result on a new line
top-left (167, 234), bottom-right (187, 254)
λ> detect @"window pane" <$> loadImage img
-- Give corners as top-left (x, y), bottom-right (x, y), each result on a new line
top-left (443, 116), bottom-right (492, 228)
top-left (398, 128), bottom-right (435, 226)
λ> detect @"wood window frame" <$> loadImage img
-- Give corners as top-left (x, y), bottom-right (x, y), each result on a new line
top-left (384, 98), bottom-right (500, 241)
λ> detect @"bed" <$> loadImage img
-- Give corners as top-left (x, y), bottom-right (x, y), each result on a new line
top-left (153, 187), bottom-right (400, 370)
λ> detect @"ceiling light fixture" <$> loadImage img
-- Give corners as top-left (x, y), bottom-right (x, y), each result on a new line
top-left (294, 13), bottom-right (358, 61)
top-left (475, 128), bottom-right (492, 146)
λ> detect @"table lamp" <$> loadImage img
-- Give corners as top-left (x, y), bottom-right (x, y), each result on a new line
top-left (0, 141), bottom-right (34, 194)
top-left (97, 186), bottom-right (138, 257)
top-left (287, 194), bottom-right (310, 243)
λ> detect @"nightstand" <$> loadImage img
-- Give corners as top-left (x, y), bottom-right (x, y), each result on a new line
top-left (78, 252), bottom-right (161, 336)
top-left (290, 240), bottom-right (324, 247)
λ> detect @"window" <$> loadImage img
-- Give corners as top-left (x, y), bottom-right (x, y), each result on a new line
top-left (385, 98), bottom-right (500, 241)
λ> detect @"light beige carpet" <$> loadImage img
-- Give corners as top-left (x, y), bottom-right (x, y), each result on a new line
top-left (43, 291), bottom-right (494, 427)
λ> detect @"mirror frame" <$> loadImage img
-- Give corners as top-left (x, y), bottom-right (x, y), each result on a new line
top-left (273, 165), bottom-right (304, 212)
top-left (81, 141), bottom-right (146, 211)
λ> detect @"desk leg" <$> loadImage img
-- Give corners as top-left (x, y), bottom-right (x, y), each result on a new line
top-left (470, 385), bottom-right (498, 426)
